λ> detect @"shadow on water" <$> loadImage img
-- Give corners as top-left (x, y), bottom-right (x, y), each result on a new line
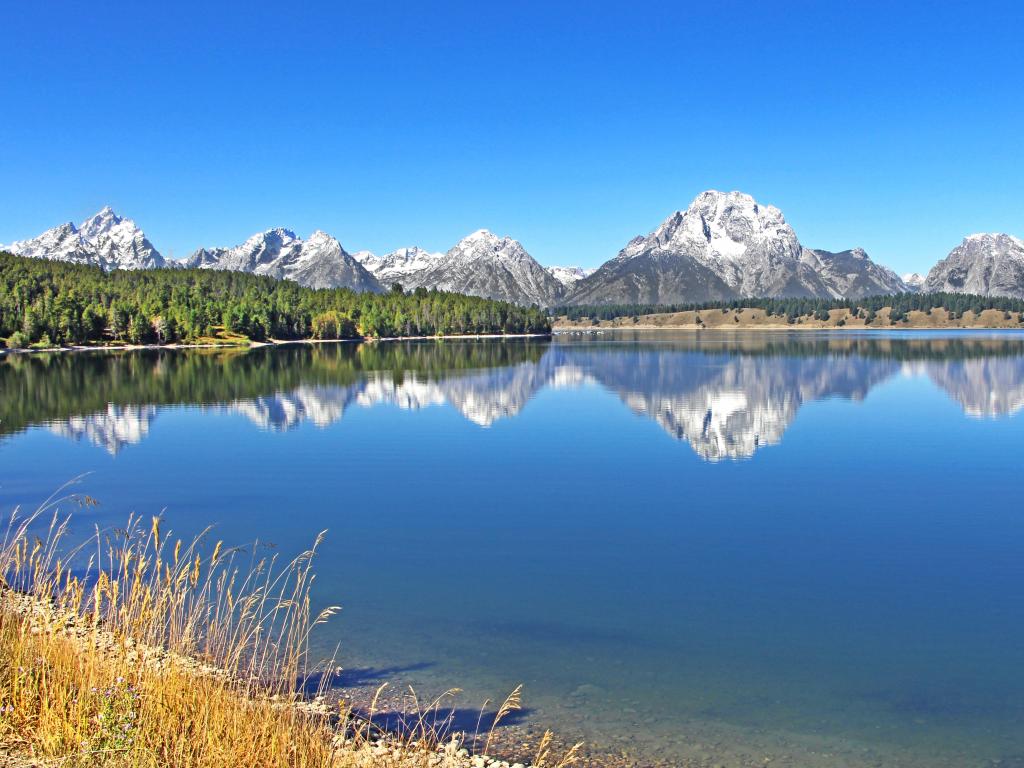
top-left (299, 665), bottom-right (533, 747)
top-left (366, 706), bottom-right (534, 736)
top-left (300, 661), bottom-right (437, 692)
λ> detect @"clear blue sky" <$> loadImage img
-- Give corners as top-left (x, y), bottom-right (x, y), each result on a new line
top-left (1, 1), bottom-right (1021, 273)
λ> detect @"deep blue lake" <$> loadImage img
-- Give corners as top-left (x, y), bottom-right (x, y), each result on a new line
top-left (2, 331), bottom-right (1023, 767)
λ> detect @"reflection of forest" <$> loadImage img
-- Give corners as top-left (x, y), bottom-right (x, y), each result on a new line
top-left (0, 341), bottom-right (548, 436)
top-left (5, 334), bottom-right (1024, 459)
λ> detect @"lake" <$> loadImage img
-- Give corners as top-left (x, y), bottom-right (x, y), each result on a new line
top-left (2, 331), bottom-right (1023, 767)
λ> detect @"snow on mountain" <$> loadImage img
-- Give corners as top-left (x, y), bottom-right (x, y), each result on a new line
top-left (568, 191), bottom-right (908, 305)
top-left (546, 265), bottom-right (595, 288)
top-left (4, 206), bottom-right (166, 270)
top-left (902, 273), bottom-right (926, 292)
top-left (411, 229), bottom-right (566, 306)
top-left (923, 233), bottom-right (1024, 298)
top-left (185, 229), bottom-right (382, 292)
top-left (353, 246), bottom-right (444, 288)
top-left (800, 247), bottom-right (908, 298)
top-left (3, 200), bottom-right (934, 304)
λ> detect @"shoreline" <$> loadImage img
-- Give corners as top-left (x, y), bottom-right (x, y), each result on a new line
top-left (0, 332), bottom-right (552, 357)
top-left (0, 586), bottom-right (553, 768)
top-left (5, 322), bottom-right (1024, 357)
top-left (552, 324), bottom-right (1024, 332)
top-left (552, 305), bottom-right (1024, 333)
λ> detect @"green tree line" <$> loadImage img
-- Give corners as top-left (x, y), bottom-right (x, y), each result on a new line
top-left (0, 252), bottom-right (551, 348)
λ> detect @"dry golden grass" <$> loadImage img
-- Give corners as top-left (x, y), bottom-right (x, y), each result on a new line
top-left (553, 306), bottom-right (1024, 330)
top-left (0, 487), bottom-right (580, 768)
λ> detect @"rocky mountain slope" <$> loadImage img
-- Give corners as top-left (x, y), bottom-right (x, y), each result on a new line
top-left (186, 229), bottom-right (382, 292)
top-left (13, 200), bottom-right (1023, 305)
top-left (567, 191), bottom-right (909, 305)
top-left (923, 234), bottom-right (1024, 298)
top-left (411, 230), bottom-right (565, 306)
top-left (902, 273), bottom-right (926, 292)
top-left (800, 247), bottom-right (908, 299)
top-left (3, 207), bottom-right (165, 270)
top-left (353, 246), bottom-right (444, 288)
top-left (547, 265), bottom-right (595, 288)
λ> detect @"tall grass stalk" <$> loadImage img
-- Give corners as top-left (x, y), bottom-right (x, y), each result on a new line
top-left (0, 488), bottom-right (582, 768)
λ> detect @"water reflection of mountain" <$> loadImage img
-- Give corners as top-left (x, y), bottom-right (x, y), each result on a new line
top-left (227, 358), bottom-right (551, 432)
top-left (47, 404), bottom-right (158, 455)
top-left (923, 357), bottom-right (1024, 418)
top-left (559, 348), bottom-right (898, 461)
top-left (4, 334), bottom-right (1024, 460)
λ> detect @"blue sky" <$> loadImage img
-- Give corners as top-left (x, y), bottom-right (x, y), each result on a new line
top-left (1, 1), bottom-right (1021, 273)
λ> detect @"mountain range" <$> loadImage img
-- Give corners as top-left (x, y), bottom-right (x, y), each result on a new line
top-left (3, 207), bottom-right (166, 271)
top-left (5, 192), bottom-right (1023, 305)
top-left (185, 228), bottom-right (381, 292)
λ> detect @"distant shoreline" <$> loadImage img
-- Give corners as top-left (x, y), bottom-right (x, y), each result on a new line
top-left (552, 324), bottom-right (1024, 332)
top-left (553, 305), bottom-right (1024, 333)
top-left (0, 332), bottom-right (552, 357)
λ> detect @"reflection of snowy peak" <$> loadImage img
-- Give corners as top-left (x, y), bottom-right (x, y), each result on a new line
top-left (925, 357), bottom-right (1024, 417)
top-left (228, 385), bottom-right (357, 430)
top-left (225, 361), bottom-right (554, 431)
top-left (48, 405), bottom-right (157, 454)
top-left (41, 341), bottom-right (1024, 461)
top-left (561, 348), bottom-right (897, 460)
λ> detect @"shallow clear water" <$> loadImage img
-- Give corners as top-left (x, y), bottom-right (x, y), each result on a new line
top-left (2, 331), bottom-right (1024, 767)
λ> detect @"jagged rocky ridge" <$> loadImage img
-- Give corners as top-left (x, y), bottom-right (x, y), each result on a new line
top-left (902, 273), bottom-right (926, 292)
top-left (186, 228), bottom-right (383, 292)
top-left (923, 234), bottom-right (1024, 299)
top-left (9, 200), bottom-right (1024, 304)
top-left (3, 207), bottom-right (165, 271)
top-left (353, 247), bottom-right (444, 288)
top-left (567, 191), bottom-right (909, 305)
top-left (352, 234), bottom-right (566, 305)
top-left (546, 265), bottom-right (595, 288)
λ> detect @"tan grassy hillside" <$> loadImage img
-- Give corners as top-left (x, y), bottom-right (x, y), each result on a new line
top-left (554, 307), bottom-right (1024, 330)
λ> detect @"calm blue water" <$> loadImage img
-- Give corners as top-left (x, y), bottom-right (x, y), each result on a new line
top-left (2, 332), bottom-right (1023, 767)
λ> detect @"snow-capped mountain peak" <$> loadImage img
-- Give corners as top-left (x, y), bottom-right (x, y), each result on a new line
top-left (902, 273), bottom-right (926, 291)
top-left (569, 190), bottom-right (911, 304)
top-left (4, 206), bottom-right (165, 271)
top-left (410, 230), bottom-right (565, 305)
top-left (924, 233), bottom-right (1024, 298)
top-left (185, 228), bottom-right (381, 292)
top-left (547, 265), bottom-right (595, 288)
top-left (463, 228), bottom-right (494, 243)
top-left (964, 232), bottom-right (1024, 249)
top-left (355, 246), bottom-right (445, 288)
top-left (78, 206), bottom-right (123, 239)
